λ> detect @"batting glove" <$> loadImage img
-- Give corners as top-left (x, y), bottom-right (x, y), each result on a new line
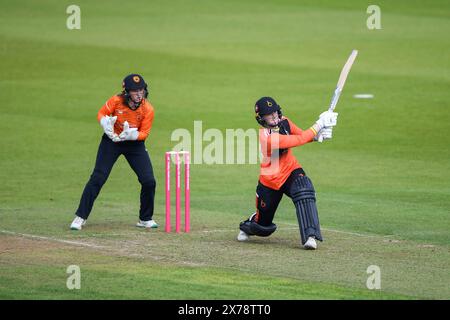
top-left (314, 127), bottom-right (333, 143)
top-left (315, 111), bottom-right (338, 131)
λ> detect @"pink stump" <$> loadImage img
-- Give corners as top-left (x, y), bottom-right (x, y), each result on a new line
top-left (165, 152), bottom-right (171, 233)
top-left (184, 152), bottom-right (190, 233)
top-left (175, 153), bottom-right (181, 233)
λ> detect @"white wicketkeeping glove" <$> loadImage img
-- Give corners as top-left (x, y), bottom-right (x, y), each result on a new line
top-left (315, 111), bottom-right (338, 131)
top-left (118, 121), bottom-right (139, 141)
top-left (314, 127), bottom-right (333, 143)
top-left (100, 116), bottom-right (118, 140)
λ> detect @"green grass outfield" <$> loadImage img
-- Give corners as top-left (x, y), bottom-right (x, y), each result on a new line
top-left (0, 0), bottom-right (449, 299)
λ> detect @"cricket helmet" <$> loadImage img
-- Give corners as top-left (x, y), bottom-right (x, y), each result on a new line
top-left (254, 96), bottom-right (282, 127)
top-left (122, 74), bottom-right (149, 108)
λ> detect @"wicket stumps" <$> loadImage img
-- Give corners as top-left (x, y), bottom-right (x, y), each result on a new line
top-left (165, 151), bottom-right (190, 233)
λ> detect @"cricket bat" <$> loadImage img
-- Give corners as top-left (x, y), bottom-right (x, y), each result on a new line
top-left (318, 49), bottom-right (358, 142)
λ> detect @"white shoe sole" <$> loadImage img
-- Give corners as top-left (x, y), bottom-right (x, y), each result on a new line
top-left (303, 240), bottom-right (317, 250)
top-left (70, 219), bottom-right (86, 231)
top-left (136, 222), bottom-right (158, 228)
top-left (237, 231), bottom-right (249, 242)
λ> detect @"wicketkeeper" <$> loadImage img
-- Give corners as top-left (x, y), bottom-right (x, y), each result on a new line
top-left (238, 97), bottom-right (337, 249)
top-left (70, 74), bottom-right (158, 230)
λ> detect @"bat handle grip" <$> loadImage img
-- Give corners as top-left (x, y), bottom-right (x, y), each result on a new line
top-left (317, 134), bottom-right (323, 143)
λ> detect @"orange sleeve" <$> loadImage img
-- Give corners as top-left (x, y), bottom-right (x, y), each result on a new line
top-left (97, 97), bottom-right (116, 122)
top-left (286, 117), bottom-right (316, 144)
top-left (137, 104), bottom-right (154, 141)
top-left (286, 118), bottom-right (303, 135)
top-left (266, 132), bottom-right (315, 149)
top-left (260, 127), bottom-right (315, 151)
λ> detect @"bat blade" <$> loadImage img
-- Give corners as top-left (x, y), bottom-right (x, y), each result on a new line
top-left (329, 49), bottom-right (358, 112)
top-left (318, 50), bottom-right (358, 142)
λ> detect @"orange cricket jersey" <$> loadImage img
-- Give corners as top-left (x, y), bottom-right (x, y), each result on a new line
top-left (259, 117), bottom-right (316, 190)
top-left (97, 95), bottom-right (155, 141)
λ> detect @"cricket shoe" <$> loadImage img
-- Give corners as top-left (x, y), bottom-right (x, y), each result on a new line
top-left (237, 230), bottom-right (250, 242)
top-left (136, 219), bottom-right (159, 228)
top-left (303, 237), bottom-right (317, 250)
top-left (70, 216), bottom-right (86, 231)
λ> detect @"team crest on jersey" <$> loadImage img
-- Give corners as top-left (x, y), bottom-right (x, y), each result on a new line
top-left (133, 76), bottom-right (140, 83)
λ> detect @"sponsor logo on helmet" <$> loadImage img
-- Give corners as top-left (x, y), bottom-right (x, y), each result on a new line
top-left (133, 76), bottom-right (140, 83)
top-left (267, 100), bottom-right (272, 107)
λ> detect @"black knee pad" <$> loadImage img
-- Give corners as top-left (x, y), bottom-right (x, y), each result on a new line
top-left (240, 220), bottom-right (277, 237)
top-left (290, 175), bottom-right (323, 244)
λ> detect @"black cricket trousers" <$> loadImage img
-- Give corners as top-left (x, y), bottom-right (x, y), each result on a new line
top-left (255, 168), bottom-right (306, 226)
top-left (75, 134), bottom-right (156, 221)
